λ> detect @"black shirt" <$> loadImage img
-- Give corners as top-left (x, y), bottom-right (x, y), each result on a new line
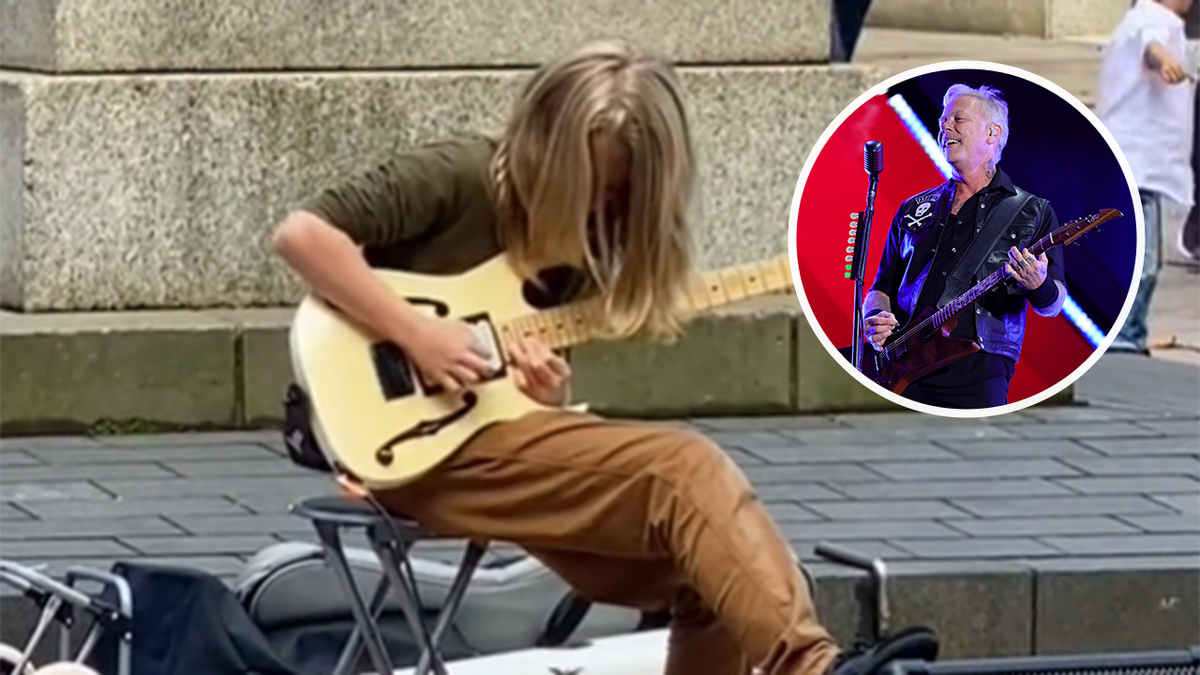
top-left (915, 170), bottom-right (1009, 341)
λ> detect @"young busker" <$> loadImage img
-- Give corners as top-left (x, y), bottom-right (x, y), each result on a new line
top-left (271, 39), bottom-right (940, 675)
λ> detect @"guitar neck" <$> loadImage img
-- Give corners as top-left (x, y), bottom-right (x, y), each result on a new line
top-left (496, 255), bottom-right (793, 350)
top-left (932, 233), bottom-right (1052, 328)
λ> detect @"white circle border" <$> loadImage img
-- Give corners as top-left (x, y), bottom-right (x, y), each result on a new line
top-left (785, 59), bottom-right (1145, 419)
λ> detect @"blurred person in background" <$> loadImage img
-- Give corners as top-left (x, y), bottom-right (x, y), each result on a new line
top-left (1095, 0), bottom-right (1197, 354)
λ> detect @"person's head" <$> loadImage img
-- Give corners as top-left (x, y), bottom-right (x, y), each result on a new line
top-left (938, 83), bottom-right (1009, 175)
top-left (1157, 0), bottom-right (1194, 17)
top-left (491, 39), bottom-right (696, 341)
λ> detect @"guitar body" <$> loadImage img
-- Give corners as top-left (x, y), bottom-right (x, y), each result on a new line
top-left (289, 255), bottom-right (552, 489)
top-left (837, 306), bottom-right (980, 395)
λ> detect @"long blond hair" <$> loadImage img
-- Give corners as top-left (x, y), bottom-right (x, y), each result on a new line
top-left (491, 40), bottom-right (696, 342)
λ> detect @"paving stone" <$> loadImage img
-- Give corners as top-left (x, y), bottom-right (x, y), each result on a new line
top-left (93, 476), bottom-right (335, 499)
top-left (742, 463), bottom-right (884, 484)
top-left (1055, 476), bottom-right (1200, 495)
top-left (1080, 436), bottom-right (1200, 457)
top-left (890, 537), bottom-right (1061, 559)
top-left (229, 492), bottom-right (315, 516)
top-left (167, 514), bottom-right (321, 536)
top-left (1150, 494), bottom-right (1200, 515)
top-left (866, 459), bottom-right (1080, 481)
top-left (1018, 405), bottom-right (1174, 423)
top-left (1040, 534), bottom-right (1200, 556)
top-left (0, 502), bottom-right (32, 521)
top-left (21, 497), bottom-right (250, 519)
top-left (705, 430), bottom-right (796, 449)
top-left (764, 501), bottom-right (829, 522)
top-left (693, 416), bottom-right (845, 432)
top-left (97, 432), bottom-right (280, 447)
top-left (1117, 514), bottom-right (1200, 534)
top-left (1003, 422), bottom-right (1168, 440)
top-left (1059, 456), bottom-right (1200, 478)
top-left (132, 556), bottom-right (249, 578)
top-left (782, 519), bottom-right (963, 541)
top-left (0, 517), bottom-right (185, 540)
top-left (0, 449), bottom-right (42, 467)
top-left (943, 516), bottom-right (1140, 538)
top-left (24, 443), bottom-right (281, 465)
top-left (828, 412), bottom-right (1007, 429)
top-left (779, 425), bottom-right (1019, 446)
top-left (0, 436), bottom-right (105, 450)
top-left (789, 538), bottom-right (913, 561)
top-left (119, 534), bottom-right (280, 556)
top-left (160, 458), bottom-right (315, 478)
top-left (827, 478), bottom-right (1073, 500)
top-left (934, 439), bottom-right (1102, 458)
top-left (720, 447), bottom-right (766, 466)
top-left (4, 481), bottom-right (111, 501)
top-left (1131, 418), bottom-right (1200, 437)
top-left (804, 500), bottom-right (972, 521)
top-left (0, 539), bottom-right (135, 559)
top-left (949, 495), bottom-right (1175, 518)
top-left (745, 443), bottom-right (955, 465)
top-left (756, 483), bottom-right (845, 503)
top-left (0, 463), bottom-right (179, 482)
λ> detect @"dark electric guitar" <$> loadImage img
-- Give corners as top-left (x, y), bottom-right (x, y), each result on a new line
top-left (838, 207), bottom-right (1124, 395)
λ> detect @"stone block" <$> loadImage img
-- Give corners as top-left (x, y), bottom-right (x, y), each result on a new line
top-left (865, 0), bottom-right (1128, 39)
top-left (0, 310), bottom-right (237, 434)
top-left (793, 315), bottom-right (906, 414)
top-left (571, 295), bottom-right (797, 417)
top-left (0, 65), bottom-right (879, 311)
top-left (222, 309), bottom-right (292, 425)
top-left (1031, 557), bottom-right (1200, 654)
top-left (0, 0), bottom-right (831, 72)
top-left (812, 562), bottom-right (1033, 659)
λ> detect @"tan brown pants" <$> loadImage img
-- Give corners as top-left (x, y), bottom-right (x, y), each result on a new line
top-left (373, 409), bottom-right (839, 675)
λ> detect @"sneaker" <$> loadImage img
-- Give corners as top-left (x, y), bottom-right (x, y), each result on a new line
top-left (826, 626), bottom-right (940, 675)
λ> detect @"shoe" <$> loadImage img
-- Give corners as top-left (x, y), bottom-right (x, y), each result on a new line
top-left (826, 626), bottom-right (940, 675)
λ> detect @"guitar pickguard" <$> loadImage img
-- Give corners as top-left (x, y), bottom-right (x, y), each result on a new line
top-left (367, 311), bottom-right (508, 400)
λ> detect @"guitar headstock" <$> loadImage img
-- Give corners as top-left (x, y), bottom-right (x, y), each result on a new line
top-left (1051, 208), bottom-right (1123, 248)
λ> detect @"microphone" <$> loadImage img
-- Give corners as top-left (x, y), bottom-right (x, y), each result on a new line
top-left (864, 140), bottom-right (883, 176)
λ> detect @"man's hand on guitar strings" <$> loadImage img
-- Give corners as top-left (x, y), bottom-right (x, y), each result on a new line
top-left (508, 337), bottom-right (572, 407)
top-left (1005, 246), bottom-right (1049, 290)
top-left (407, 315), bottom-right (495, 393)
top-left (864, 311), bottom-right (899, 352)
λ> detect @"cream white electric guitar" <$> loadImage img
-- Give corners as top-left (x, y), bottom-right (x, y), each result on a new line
top-left (289, 253), bottom-right (793, 489)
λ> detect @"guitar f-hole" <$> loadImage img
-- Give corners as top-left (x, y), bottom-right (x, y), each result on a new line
top-left (375, 391), bottom-right (480, 467)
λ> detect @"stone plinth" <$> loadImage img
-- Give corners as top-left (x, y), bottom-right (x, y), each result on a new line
top-left (865, 0), bottom-right (1129, 39)
top-left (0, 66), bottom-right (880, 311)
top-left (0, 0), bottom-right (831, 72)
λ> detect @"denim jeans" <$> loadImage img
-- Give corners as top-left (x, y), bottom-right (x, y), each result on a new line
top-left (1112, 189), bottom-right (1163, 353)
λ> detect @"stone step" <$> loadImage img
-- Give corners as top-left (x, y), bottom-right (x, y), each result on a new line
top-left (0, 0), bottom-right (830, 72)
top-left (864, 0), bottom-right (1129, 40)
top-left (0, 298), bottom-right (1075, 435)
top-left (0, 65), bottom-right (879, 312)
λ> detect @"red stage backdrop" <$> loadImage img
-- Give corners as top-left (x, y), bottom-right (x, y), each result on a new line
top-left (794, 94), bottom-right (1094, 404)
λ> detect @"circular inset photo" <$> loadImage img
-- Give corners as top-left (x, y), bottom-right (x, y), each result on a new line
top-left (788, 61), bottom-right (1142, 417)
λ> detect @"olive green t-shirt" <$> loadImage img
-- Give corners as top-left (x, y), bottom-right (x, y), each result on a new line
top-left (300, 134), bottom-right (587, 307)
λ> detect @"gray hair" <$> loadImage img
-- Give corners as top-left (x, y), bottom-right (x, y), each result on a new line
top-left (943, 83), bottom-right (1009, 162)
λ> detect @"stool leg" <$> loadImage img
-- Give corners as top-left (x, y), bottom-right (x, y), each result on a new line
top-left (314, 522), bottom-right (397, 675)
top-left (331, 572), bottom-right (393, 675)
top-left (367, 526), bottom-right (447, 675)
top-left (422, 541), bottom-right (485, 662)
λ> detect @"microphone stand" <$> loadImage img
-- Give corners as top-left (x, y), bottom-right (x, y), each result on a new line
top-left (850, 143), bottom-right (882, 373)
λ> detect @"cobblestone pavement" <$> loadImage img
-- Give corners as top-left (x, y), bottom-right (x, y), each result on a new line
top-left (1, 353), bottom-right (1195, 587)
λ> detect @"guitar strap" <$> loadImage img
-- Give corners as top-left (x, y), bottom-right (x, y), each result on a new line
top-left (937, 187), bottom-right (1034, 309)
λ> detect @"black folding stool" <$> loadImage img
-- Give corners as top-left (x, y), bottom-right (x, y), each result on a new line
top-left (282, 384), bottom-right (489, 675)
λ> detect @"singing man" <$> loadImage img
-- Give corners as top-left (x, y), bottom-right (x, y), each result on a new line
top-left (862, 83), bottom-right (1067, 409)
